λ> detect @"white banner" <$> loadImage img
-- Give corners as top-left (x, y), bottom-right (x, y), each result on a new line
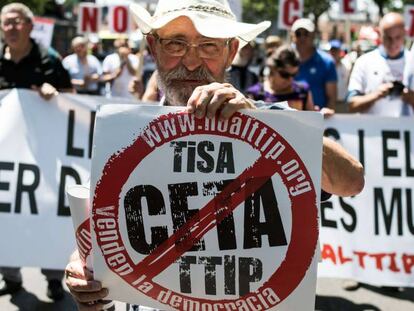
top-left (0, 89), bottom-right (135, 269)
top-left (90, 105), bottom-right (323, 309)
top-left (319, 114), bottom-right (414, 287)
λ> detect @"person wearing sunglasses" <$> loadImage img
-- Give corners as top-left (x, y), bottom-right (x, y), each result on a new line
top-left (291, 18), bottom-right (337, 112)
top-left (246, 45), bottom-right (314, 111)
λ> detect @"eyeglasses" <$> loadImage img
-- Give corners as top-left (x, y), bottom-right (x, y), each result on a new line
top-left (276, 69), bottom-right (298, 79)
top-left (151, 34), bottom-right (232, 59)
top-left (1, 17), bottom-right (29, 29)
top-left (294, 30), bottom-right (310, 38)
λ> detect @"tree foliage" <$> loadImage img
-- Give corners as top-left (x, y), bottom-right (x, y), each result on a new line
top-left (0, 0), bottom-right (50, 15)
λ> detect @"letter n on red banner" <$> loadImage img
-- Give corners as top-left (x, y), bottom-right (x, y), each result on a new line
top-left (78, 3), bottom-right (101, 34)
top-left (109, 5), bottom-right (131, 34)
top-left (404, 6), bottom-right (414, 39)
top-left (277, 0), bottom-right (304, 30)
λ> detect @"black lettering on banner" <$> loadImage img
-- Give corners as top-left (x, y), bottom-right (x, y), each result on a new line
top-left (169, 182), bottom-right (205, 251)
top-left (57, 166), bottom-right (81, 216)
top-left (320, 201), bottom-right (337, 228)
top-left (124, 185), bottom-right (168, 255)
top-left (224, 255), bottom-right (236, 295)
top-left (187, 141), bottom-right (196, 172)
top-left (203, 179), bottom-right (237, 250)
top-left (358, 130), bottom-right (365, 169)
top-left (382, 131), bottom-right (401, 177)
top-left (339, 197), bottom-right (357, 232)
top-left (374, 187), bottom-right (403, 236)
top-left (197, 141), bottom-right (215, 173)
top-left (66, 110), bottom-right (84, 157)
top-left (324, 128), bottom-right (340, 141)
top-left (178, 256), bottom-right (196, 293)
top-left (407, 189), bottom-right (414, 235)
top-left (15, 163), bottom-right (40, 214)
top-left (0, 161), bottom-right (14, 213)
top-left (404, 131), bottom-right (414, 177)
top-left (216, 142), bottom-right (235, 173)
top-left (89, 110), bottom-right (96, 159)
top-left (171, 141), bottom-right (187, 172)
top-left (199, 256), bottom-right (222, 295)
top-left (170, 140), bottom-right (235, 173)
top-left (239, 257), bottom-right (262, 296)
top-left (243, 179), bottom-right (287, 249)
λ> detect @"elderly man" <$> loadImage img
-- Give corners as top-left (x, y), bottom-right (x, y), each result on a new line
top-left (347, 12), bottom-right (414, 116)
top-left (0, 2), bottom-right (73, 99)
top-left (0, 2), bottom-right (73, 301)
top-left (63, 36), bottom-right (102, 95)
top-left (65, 0), bottom-right (364, 309)
top-left (291, 18), bottom-right (337, 111)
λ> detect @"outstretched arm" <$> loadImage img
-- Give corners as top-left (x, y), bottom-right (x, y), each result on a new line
top-left (321, 137), bottom-right (364, 197)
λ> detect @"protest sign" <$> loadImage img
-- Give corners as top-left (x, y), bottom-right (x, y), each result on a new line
top-left (31, 17), bottom-right (55, 48)
top-left (319, 114), bottom-right (414, 287)
top-left (405, 5), bottom-right (414, 39)
top-left (338, 0), bottom-right (358, 15)
top-left (0, 89), bottom-right (133, 269)
top-left (278, 0), bottom-right (303, 30)
top-left (90, 105), bottom-right (323, 310)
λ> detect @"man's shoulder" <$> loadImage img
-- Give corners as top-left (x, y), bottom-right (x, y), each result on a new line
top-left (315, 49), bottom-right (335, 65)
top-left (355, 49), bottom-right (380, 63)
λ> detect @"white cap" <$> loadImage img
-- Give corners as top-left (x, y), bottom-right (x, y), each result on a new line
top-left (291, 18), bottom-right (315, 33)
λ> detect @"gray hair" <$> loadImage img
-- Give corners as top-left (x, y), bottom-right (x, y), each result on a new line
top-left (71, 36), bottom-right (88, 48)
top-left (1, 3), bottom-right (34, 23)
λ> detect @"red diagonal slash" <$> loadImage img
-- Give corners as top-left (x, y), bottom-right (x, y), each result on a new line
top-left (134, 154), bottom-right (278, 281)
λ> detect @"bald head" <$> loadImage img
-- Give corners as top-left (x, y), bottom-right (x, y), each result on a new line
top-left (379, 12), bottom-right (404, 32)
top-left (379, 12), bottom-right (405, 58)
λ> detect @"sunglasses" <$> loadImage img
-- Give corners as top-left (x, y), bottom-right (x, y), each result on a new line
top-left (294, 30), bottom-right (310, 38)
top-left (276, 69), bottom-right (298, 79)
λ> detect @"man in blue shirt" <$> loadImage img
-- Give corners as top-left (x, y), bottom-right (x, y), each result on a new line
top-left (291, 18), bottom-right (337, 111)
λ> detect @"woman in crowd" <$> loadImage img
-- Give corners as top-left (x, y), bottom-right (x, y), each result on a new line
top-left (247, 45), bottom-right (314, 111)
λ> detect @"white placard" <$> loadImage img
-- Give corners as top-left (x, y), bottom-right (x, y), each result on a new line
top-left (278, 0), bottom-right (304, 30)
top-left (78, 3), bottom-right (102, 34)
top-left (338, 0), bottom-right (358, 15)
top-left (90, 105), bottom-right (323, 309)
top-left (108, 5), bottom-right (132, 34)
top-left (404, 5), bottom-right (414, 40)
top-left (31, 17), bottom-right (55, 48)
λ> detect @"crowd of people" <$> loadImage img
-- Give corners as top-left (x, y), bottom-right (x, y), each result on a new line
top-left (0, 0), bottom-right (411, 309)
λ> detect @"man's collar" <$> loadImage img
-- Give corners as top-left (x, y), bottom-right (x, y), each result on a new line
top-left (378, 45), bottom-right (405, 60)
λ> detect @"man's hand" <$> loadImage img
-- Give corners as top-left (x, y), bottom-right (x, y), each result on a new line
top-left (128, 77), bottom-right (144, 98)
top-left (31, 83), bottom-right (58, 101)
top-left (375, 82), bottom-right (393, 99)
top-left (65, 254), bottom-right (109, 310)
top-left (187, 82), bottom-right (256, 120)
top-left (402, 88), bottom-right (414, 107)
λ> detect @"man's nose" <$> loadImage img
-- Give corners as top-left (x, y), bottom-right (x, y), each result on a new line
top-left (181, 47), bottom-right (203, 71)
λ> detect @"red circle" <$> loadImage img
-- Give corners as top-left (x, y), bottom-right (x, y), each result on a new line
top-left (93, 111), bottom-right (318, 308)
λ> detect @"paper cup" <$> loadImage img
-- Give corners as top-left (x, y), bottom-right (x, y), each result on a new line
top-left (67, 184), bottom-right (93, 269)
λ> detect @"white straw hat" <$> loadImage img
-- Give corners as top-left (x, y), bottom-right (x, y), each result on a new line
top-left (130, 0), bottom-right (271, 49)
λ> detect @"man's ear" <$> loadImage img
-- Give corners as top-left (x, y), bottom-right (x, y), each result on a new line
top-left (225, 39), bottom-right (239, 68)
top-left (146, 35), bottom-right (157, 58)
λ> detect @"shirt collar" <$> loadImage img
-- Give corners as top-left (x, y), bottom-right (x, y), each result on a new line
top-left (378, 45), bottom-right (405, 60)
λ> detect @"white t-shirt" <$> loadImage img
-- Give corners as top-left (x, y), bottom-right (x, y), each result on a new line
top-left (102, 53), bottom-right (140, 99)
top-left (62, 54), bottom-right (102, 93)
top-left (336, 60), bottom-right (351, 101)
top-left (348, 48), bottom-right (413, 116)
